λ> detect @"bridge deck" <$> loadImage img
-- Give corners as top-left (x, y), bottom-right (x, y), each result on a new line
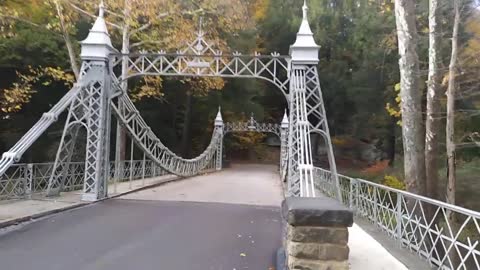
top-left (0, 164), bottom-right (414, 270)
top-left (121, 163), bottom-right (284, 206)
top-left (0, 199), bottom-right (281, 270)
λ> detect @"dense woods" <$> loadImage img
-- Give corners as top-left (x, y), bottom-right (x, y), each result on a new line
top-left (0, 0), bottom-right (479, 210)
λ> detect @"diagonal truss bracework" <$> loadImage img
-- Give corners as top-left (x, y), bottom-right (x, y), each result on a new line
top-left (0, 85), bottom-right (82, 177)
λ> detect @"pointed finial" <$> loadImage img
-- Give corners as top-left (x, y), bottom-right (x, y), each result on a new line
top-left (99, 0), bottom-right (105, 18)
top-left (248, 112), bottom-right (257, 130)
top-left (302, 0), bottom-right (308, 21)
top-left (194, 17), bottom-right (205, 53)
top-left (281, 110), bottom-right (289, 128)
top-left (215, 106), bottom-right (223, 127)
top-left (80, 0), bottom-right (117, 59)
top-left (197, 17), bottom-right (204, 37)
top-left (289, 0), bottom-right (319, 63)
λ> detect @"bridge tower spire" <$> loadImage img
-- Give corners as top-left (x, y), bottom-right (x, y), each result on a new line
top-left (289, 0), bottom-right (319, 63)
top-left (47, 2), bottom-right (118, 201)
top-left (287, 0), bottom-right (340, 199)
top-left (214, 107), bottom-right (224, 171)
top-left (280, 111), bottom-right (289, 179)
top-left (281, 110), bottom-right (289, 128)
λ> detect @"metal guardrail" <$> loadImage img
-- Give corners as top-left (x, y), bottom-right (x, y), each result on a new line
top-left (313, 167), bottom-right (480, 270)
top-left (0, 160), bottom-right (169, 201)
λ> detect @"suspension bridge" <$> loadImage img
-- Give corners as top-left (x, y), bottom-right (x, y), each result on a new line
top-left (0, 2), bottom-right (479, 270)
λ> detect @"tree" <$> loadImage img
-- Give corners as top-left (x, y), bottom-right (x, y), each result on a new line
top-left (0, 0), bottom-right (84, 78)
top-left (394, 0), bottom-right (426, 195)
top-left (425, 0), bottom-right (443, 200)
top-left (53, 0), bottom-right (80, 78)
top-left (0, 0), bottom-right (81, 115)
top-left (446, 0), bottom-right (460, 212)
top-left (454, 5), bottom-right (480, 157)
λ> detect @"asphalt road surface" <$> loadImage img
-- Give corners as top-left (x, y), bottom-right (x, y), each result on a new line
top-left (0, 199), bottom-right (282, 270)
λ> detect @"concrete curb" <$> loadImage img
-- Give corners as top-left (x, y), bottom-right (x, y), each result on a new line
top-left (106, 175), bottom-right (181, 200)
top-left (0, 202), bottom-right (90, 229)
top-left (0, 171), bottom-right (217, 230)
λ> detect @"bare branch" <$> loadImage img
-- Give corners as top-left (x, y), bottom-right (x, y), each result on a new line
top-left (456, 142), bottom-right (480, 149)
top-left (457, 132), bottom-right (480, 149)
top-left (104, 8), bottom-right (124, 19)
top-left (68, 3), bottom-right (122, 30)
top-left (131, 12), bottom-right (170, 35)
top-left (0, 15), bottom-right (40, 28)
top-left (54, 0), bottom-right (79, 79)
top-left (0, 15), bottom-right (63, 38)
top-left (130, 8), bottom-right (205, 36)
top-left (130, 40), bottom-right (164, 49)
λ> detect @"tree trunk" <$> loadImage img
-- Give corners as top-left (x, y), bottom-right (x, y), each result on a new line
top-left (54, 0), bottom-right (79, 79)
top-left (425, 0), bottom-right (442, 200)
top-left (394, 0), bottom-right (426, 195)
top-left (115, 0), bottom-right (130, 166)
top-left (181, 90), bottom-right (193, 157)
top-left (445, 3), bottom-right (460, 268)
top-left (446, 0), bottom-right (460, 214)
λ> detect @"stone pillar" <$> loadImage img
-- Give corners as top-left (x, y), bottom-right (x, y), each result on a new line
top-left (281, 196), bottom-right (353, 270)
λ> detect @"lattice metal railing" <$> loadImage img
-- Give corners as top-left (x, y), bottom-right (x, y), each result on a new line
top-left (0, 164), bottom-right (29, 200)
top-left (30, 162), bottom-right (84, 193)
top-left (0, 160), bottom-right (170, 201)
top-left (314, 167), bottom-right (480, 270)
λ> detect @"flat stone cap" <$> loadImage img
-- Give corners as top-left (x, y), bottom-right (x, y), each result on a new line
top-left (282, 196), bottom-right (353, 227)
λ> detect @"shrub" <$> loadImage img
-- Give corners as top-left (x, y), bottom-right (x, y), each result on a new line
top-left (383, 175), bottom-right (406, 190)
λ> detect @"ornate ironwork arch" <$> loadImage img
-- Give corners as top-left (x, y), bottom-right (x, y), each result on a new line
top-left (224, 114), bottom-right (282, 137)
top-left (109, 23), bottom-right (290, 98)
